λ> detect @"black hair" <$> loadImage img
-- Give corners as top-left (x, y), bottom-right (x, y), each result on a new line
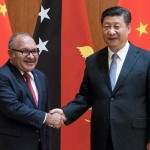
top-left (101, 6), bottom-right (131, 25)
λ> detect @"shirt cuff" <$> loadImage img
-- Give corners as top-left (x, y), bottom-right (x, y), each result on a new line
top-left (43, 113), bottom-right (47, 123)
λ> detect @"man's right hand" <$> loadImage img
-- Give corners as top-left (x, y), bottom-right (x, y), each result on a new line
top-left (45, 112), bottom-right (64, 128)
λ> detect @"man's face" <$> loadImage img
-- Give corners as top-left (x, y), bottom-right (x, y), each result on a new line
top-left (102, 15), bottom-right (131, 52)
top-left (9, 35), bottom-right (39, 72)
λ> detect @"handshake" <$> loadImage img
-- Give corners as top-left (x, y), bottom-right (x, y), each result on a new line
top-left (45, 109), bottom-right (66, 128)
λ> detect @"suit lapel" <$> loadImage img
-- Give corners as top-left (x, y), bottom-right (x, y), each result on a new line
top-left (32, 70), bottom-right (42, 109)
top-left (18, 73), bottom-right (37, 108)
top-left (96, 48), bottom-right (112, 92)
top-left (7, 61), bottom-right (38, 108)
top-left (113, 44), bottom-right (140, 93)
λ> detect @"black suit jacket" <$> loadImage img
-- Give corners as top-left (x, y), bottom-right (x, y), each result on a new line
top-left (63, 43), bottom-right (150, 150)
top-left (0, 61), bottom-right (50, 150)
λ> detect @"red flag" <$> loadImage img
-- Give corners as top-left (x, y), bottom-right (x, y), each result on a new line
top-left (118, 0), bottom-right (150, 50)
top-left (61, 0), bottom-right (93, 150)
top-left (0, 0), bottom-right (12, 66)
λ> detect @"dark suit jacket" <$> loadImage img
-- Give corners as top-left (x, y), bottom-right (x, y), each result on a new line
top-left (0, 61), bottom-right (50, 150)
top-left (63, 43), bottom-right (150, 150)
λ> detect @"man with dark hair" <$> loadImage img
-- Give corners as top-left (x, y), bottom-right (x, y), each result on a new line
top-left (0, 32), bottom-right (64, 150)
top-left (51, 6), bottom-right (150, 150)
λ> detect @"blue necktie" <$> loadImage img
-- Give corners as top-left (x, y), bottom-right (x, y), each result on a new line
top-left (109, 54), bottom-right (118, 90)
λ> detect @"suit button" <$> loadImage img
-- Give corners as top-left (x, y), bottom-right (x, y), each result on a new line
top-left (110, 97), bottom-right (114, 101)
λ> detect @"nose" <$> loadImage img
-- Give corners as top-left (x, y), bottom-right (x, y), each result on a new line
top-left (108, 28), bottom-right (116, 35)
top-left (27, 52), bottom-right (34, 58)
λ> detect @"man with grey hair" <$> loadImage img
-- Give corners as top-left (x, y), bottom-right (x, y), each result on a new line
top-left (0, 32), bottom-right (64, 150)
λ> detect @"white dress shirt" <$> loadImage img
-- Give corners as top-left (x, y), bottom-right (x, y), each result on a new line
top-left (108, 41), bottom-right (130, 83)
top-left (21, 71), bottom-right (47, 123)
top-left (21, 71), bottom-right (38, 101)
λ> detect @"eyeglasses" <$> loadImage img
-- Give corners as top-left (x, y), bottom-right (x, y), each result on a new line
top-left (10, 48), bottom-right (39, 56)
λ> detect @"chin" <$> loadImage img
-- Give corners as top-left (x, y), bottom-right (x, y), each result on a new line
top-left (23, 67), bottom-right (34, 72)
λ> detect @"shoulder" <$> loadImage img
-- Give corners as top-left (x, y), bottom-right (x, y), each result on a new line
top-left (86, 47), bottom-right (108, 63)
top-left (32, 69), bottom-right (47, 80)
top-left (128, 43), bottom-right (150, 66)
top-left (130, 43), bottom-right (150, 56)
top-left (87, 47), bottom-right (107, 59)
top-left (33, 68), bottom-right (44, 76)
top-left (0, 62), bottom-right (12, 77)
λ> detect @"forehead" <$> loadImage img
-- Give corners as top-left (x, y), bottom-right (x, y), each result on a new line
top-left (103, 15), bottom-right (125, 25)
top-left (14, 35), bottom-right (36, 48)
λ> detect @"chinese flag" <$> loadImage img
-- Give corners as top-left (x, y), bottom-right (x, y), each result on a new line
top-left (0, 0), bottom-right (12, 66)
top-left (61, 0), bottom-right (93, 150)
top-left (118, 0), bottom-right (150, 50)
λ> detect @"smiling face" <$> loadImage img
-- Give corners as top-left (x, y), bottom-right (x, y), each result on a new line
top-left (102, 15), bottom-right (131, 52)
top-left (9, 34), bottom-right (39, 72)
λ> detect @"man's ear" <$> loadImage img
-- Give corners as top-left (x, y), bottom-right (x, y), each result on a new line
top-left (128, 24), bottom-right (131, 34)
top-left (8, 50), bottom-right (15, 58)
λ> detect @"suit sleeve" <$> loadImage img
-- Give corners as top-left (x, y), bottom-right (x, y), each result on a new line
top-left (62, 65), bottom-right (92, 125)
top-left (0, 73), bottom-right (46, 128)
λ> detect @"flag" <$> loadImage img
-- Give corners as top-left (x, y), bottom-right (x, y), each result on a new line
top-left (118, 0), bottom-right (150, 50)
top-left (33, 0), bottom-right (61, 149)
top-left (33, 0), bottom-right (93, 149)
top-left (61, 0), bottom-right (93, 150)
top-left (0, 0), bottom-right (12, 66)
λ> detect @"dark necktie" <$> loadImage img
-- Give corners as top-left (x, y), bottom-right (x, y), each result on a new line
top-left (24, 72), bottom-right (38, 107)
top-left (109, 54), bottom-right (118, 90)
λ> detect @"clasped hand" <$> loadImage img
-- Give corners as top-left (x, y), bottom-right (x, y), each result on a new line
top-left (45, 109), bottom-right (66, 129)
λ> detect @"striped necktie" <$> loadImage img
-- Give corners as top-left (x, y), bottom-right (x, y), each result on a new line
top-left (24, 72), bottom-right (38, 107)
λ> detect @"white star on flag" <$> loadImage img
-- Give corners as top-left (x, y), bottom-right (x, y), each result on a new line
top-left (37, 38), bottom-right (49, 54)
top-left (38, 5), bottom-right (50, 23)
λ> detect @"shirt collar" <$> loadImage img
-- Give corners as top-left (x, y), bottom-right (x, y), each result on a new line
top-left (108, 41), bottom-right (129, 61)
top-left (20, 71), bottom-right (34, 79)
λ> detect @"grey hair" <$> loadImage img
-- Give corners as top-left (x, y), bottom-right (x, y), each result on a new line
top-left (8, 32), bottom-right (31, 49)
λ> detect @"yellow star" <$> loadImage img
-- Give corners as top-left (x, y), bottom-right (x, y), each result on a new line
top-left (136, 22), bottom-right (148, 37)
top-left (0, 4), bottom-right (7, 17)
